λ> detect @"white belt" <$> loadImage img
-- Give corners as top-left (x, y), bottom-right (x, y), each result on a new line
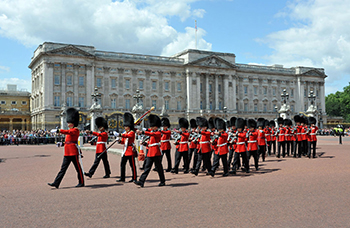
top-left (237, 142), bottom-right (245, 145)
top-left (301, 133), bottom-right (307, 135)
top-left (310, 133), bottom-right (316, 135)
top-left (296, 133), bottom-right (301, 135)
top-left (148, 143), bottom-right (160, 147)
top-left (265, 134), bottom-right (270, 136)
top-left (279, 134), bottom-right (285, 136)
top-left (161, 140), bottom-right (170, 142)
top-left (285, 134), bottom-right (290, 136)
top-left (179, 141), bottom-right (188, 144)
top-left (97, 142), bottom-right (107, 146)
top-left (200, 141), bottom-right (210, 144)
top-left (248, 141), bottom-right (257, 143)
top-left (217, 143), bottom-right (227, 147)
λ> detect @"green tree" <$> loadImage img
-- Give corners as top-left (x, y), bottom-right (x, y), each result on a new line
top-left (325, 83), bottom-right (350, 122)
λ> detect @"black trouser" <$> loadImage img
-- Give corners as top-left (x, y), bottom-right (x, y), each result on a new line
top-left (302, 140), bottom-right (308, 155)
top-left (139, 156), bottom-right (165, 184)
top-left (277, 141), bottom-right (285, 157)
top-left (266, 141), bottom-right (272, 155)
top-left (120, 155), bottom-right (137, 181)
top-left (191, 149), bottom-right (199, 170)
top-left (339, 134), bottom-right (342, 144)
top-left (294, 141), bottom-right (302, 157)
top-left (88, 152), bottom-right (111, 176)
top-left (161, 149), bottom-right (172, 170)
top-left (188, 148), bottom-right (196, 169)
top-left (211, 153), bottom-right (228, 174)
top-left (290, 140), bottom-right (295, 156)
top-left (228, 148), bottom-right (234, 167)
top-left (271, 141), bottom-right (276, 154)
top-left (52, 155), bottom-right (84, 187)
top-left (174, 150), bottom-right (189, 172)
top-left (308, 141), bottom-right (317, 158)
top-left (195, 151), bottom-right (212, 173)
top-left (247, 150), bottom-right (259, 170)
top-left (232, 152), bottom-right (249, 172)
top-left (258, 145), bottom-right (266, 161)
top-left (285, 141), bottom-right (291, 156)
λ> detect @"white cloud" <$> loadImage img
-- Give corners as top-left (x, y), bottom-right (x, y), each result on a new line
top-left (0, 78), bottom-right (31, 91)
top-left (0, 0), bottom-right (210, 56)
top-left (262, 0), bottom-right (350, 95)
top-left (0, 65), bottom-right (10, 73)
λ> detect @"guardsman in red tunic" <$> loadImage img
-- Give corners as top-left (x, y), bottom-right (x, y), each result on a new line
top-left (300, 116), bottom-right (308, 156)
top-left (231, 118), bottom-right (249, 174)
top-left (117, 112), bottom-right (137, 182)
top-left (172, 118), bottom-right (190, 174)
top-left (227, 117), bottom-right (237, 170)
top-left (264, 120), bottom-right (272, 156)
top-left (48, 108), bottom-right (84, 188)
top-left (269, 120), bottom-right (277, 155)
top-left (160, 117), bottom-right (172, 172)
top-left (188, 119), bottom-right (198, 172)
top-left (257, 118), bottom-right (267, 162)
top-left (307, 117), bottom-right (318, 158)
top-left (209, 118), bottom-right (229, 177)
top-left (247, 119), bottom-right (259, 171)
top-left (193, 117), bottom-right (212, 176)
top-left (84, 117), bottom-right (111, 178)
top-left (135, 114), bottom-right (165, 187)
top-left (284, 119), bottom-right (292, 157)
top-left (276, 117), bottom-right (286, 158)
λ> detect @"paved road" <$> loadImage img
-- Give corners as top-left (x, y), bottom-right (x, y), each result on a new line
top-left (0, 136), bottom-right (349, 227)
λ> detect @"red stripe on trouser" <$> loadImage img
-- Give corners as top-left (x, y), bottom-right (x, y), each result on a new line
top-left (132, 157), bottom-right (136, 179)
top-left (76, 156), bottom-right (84, 184)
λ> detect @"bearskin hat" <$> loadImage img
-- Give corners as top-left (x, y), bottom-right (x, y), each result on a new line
top-left (179, 118), bottom-right (189, 129)
top-left (226, 118), bottom-right (232, 128)
top-left (264, 119), bottom-right (270, 128)
top-left (208, 117), bottom-right (216, 129)
top-left (196, 117), bottom-right (208, 128)
top-left (277, 117), bottom-right (284, 125)
top-left (247, 119), bottom-right (257, 129)
top-left (308, 117), bottom-right (316, 125)
top-left (269, 120), bottom-right (276, 127)
top-left (161, 117), bottom-right (171, 128)
top-left (149, 114), bottom-right (161, 128)
top-left (190, 119), bottom-right (197, 129)
top-left (230, 117), bottom-right (237, 127)
top-left (294, 115), bottom-right (301, 123)
top-left (236, 118), bottom-right (245, 129)
top-left (257, 118), bottom-right (265, 128)
top-left (123, 112), bottom-right (134, 130)
top-left (66, 108), bottom-right (79, 127)
top-left (215, 118), bottom-right (226, 130)
top-left (284, 118), bottom-right (292, 126)
top-left (95, 117), bottom-right (108, 130)
top-left (300, 116), bottom-right (307, 124)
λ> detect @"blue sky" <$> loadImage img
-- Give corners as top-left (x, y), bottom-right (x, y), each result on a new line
top-left (1, 0), bottom-right (349, 95)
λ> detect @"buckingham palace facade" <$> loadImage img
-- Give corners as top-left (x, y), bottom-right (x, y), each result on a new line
top-left (28, 42), bottom-right (326, 130)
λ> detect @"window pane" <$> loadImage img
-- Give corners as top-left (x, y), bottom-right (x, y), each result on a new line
top-left (165, 82), bottom-right (169, 91)
top-left (177, 83), bottom-right (181, 91)
top-left (125, 79), bottom-right (130, 89)
top-left (152, 100), bottom-right (157, 109)
top-left (79, 76), bottom-right (84, 86)
top-left (79, 97), bottom-right (84, 107)
top-left (125, 99), bottom-right (130, 109)
top-left (67, 76), bottom-right (72, 85)
top-left (152, 81), bottom-right (156, 90)
top-left (177, 101), bottom-right (181, 110)
top-left (111, 79), bottom-right (116, 88)
top-left (139, 80), bottom-right (143, 89)
top-left (54, 76), bottom-right (60, 85)
top-left (97, 78), bottom-right (102, 88)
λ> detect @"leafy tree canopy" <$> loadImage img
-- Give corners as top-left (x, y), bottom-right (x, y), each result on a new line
top-left (325, 83), bottom-right (350, 122)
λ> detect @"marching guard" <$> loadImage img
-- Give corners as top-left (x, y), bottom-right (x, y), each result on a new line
top-left (231, 118), bottom-right (250, 174)
top-left (172, 118), bottom-right (190, 174)
top-left (293, 115), bottom-right (303, 158)
top-left (307, 117), bottom-right (318, 158)
top-left (188, 119), bottom-right (199, 172)
top-left (270, 120), bottom-right (277, 155)
top-left (247, 119), bottom-right (259, 171)
top-left (257, 118), bottom-right (267, 162)
top-left (48, 108), bottom-right (84, 188)
top-left (160, 117), bottom-right (172, 172)
top-left (276, 117), bottom-right (286, 158)
top-left (193, 117), bottom-right (212, 176)
top-left (117, 112), bottom-right (137, 183)
top-left (84, 117), bottom-right (111, 179)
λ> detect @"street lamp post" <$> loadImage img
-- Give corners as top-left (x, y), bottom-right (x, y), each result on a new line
top-left (319, 108), bottom-right (323, 129)
top-left (223, 106), bottom-right (227, 121)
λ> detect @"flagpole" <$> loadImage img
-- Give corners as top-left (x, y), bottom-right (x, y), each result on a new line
top-left (195, 20), bottom-right (197, 49)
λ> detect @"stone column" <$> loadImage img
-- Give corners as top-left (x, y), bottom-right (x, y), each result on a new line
top-left (223, 74), bottom-right (229, 111)
top-left (186, 71), bottom-right (193, 112)
top-left (232, 75), bottom-right (237, 112)
top-left (196, 73), bottom-right (201, 110)
top-left (206, 74), bottom-right (210, 110)
top-left (319, 82), bottom-right (325, 112)
top-left (103, 67), bottom-right (110, 107)
top-left (215, 74), bottom-right (219, 110)
top-left (61, 62), bottom-right (67, 106)
top-left (74, 64), bottom-right (79, 106)
top-left (86, 65), bottom-right (94, 108)
top-left (44, 62), bottom-right (54, 108)
top-left (158, 71), bottom-right (164, 107)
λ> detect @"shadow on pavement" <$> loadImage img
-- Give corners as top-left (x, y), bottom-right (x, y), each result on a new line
top-left (169, 182), bottom-right (199, 187)
top-left (86, 183), bottom-right (123, 189)
top-left (317, 152), bottom-right (334, 159)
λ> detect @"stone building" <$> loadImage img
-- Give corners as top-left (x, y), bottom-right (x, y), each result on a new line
top-left (0, 85), bottom-right (31, 131)
top-left (29, 42), bottom-right (327, 129)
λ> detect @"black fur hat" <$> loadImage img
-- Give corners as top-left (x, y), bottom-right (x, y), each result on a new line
top-left (66, 108), bottom-right (79, 127)
top-left (269, 120), bottom-right (275, 127)
top-left (284, 118), bottom-right (292, 126)
top-left (123, 112), bottom-right (134, 130)
top-left (208, 117), bottom-right (216, 129)
top-left (294, 115), bottom-right (301, 123)
top-left (236, 118), bottom-right (245, 129)
top-left (149, 114), bottom-right (161, 128)
top-left (95, 117), bottom-right (108, 130)
top-left (277, 117), bottom-right (284, 125)
top-left (230, 117), bottom-right (237, 127)
top-left (308, 117), bottom-right (316, 125)
top-left (264, 119), bottom-right (270, 128)
top-left (247, 119), bottom-right (257, 129)
top-left (226, 118), bottom-right (232, 127)
top-left (161, 117), bottom-right (171, 128)
top-left (190, 119), bottom-right (197, 129)
top-left (257, 118), bottom-right (265, 128)
top-left (196, 117), bottom-right (208, 128)
top-left (300, 116), bottom-right (306, 124)
top-left (215, 118), bottom-right (226, 130)
top-left (179, 118), bottom-right (189, 129)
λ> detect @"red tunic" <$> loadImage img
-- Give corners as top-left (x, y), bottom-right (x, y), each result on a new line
top-left (258, 130), bottom-right (266, 146)
top-left (92, 131), bottom-right (108, 154)
top-left (144, 130), bottom-right (162, 157)
top-left (301, 126), bottom-right (308, 141)
top-left (264, 127), bottom-right (271, 142)
top-left (235, 132), bottom-right (247, 153)
top-left (277, 127), bottom-right (285, 142)
top-left (215, 132), bottom-right (228, 155)
top-left (247, 130), bottom-right (258, 151)
top-left (308, 126), bottom-right (318, 142)
top-left (285, 128), bottom-right (291, 141)
top-left (179, 131), bottom-right (190, 152)
top-left (160, 130), bottom-right (171, 151)
top-left (189, 131), bottom-right (198, 149)
top-left (199, 130), bottom-right (212, 153)
top-left (120, 131), bottom-right (135, 156)
top-left (271, 128), bottom-right (276, 141)
top-left (60, 128), bottom-right (80, 156)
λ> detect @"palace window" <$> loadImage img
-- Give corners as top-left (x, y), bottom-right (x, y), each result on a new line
top-left (139, 80), bottom-right (144, 90)
top-left (54, 96), bottom-right (60, 107)
top-left (244, 86), bottom-right (248, 94)
top-left (66, 97), bottom-right (73, 107)
top-left (209, 84), bottom-right (212, 93)
top-left (244, 103), bottom-right (248, 111)
top-left (200, 101), bottom-right (203, 109)
top-left (152, 100), bottom-right (157, 109)
top-left (111, 98), bottom-right (116, 109)
top-left (200, 83), bottom-right (203, 93)
top-left (254, 87), bottom-right (257, 95)
top-left (54, 75), bottom-right (60, 85)
top-left (11, 101), bottom-right (16, 105)
top-left (177, 82), bottom-right (181, 92)
top-left (210, 102), bottom-right (213, 110)
top-left (273, 88), bottom-right (276, 96)
top-left (125, 79), bottom-right (130, 89)
top-left (264, 87), bottom-right (267, 95)
top-left (177, 101), bottom-right (181, 110)
top-left (125, 99), bottom-right (130, 109)
top-left (316, 90), bottom-right (319, 97)
top-left (164, 82), bottom-right (169, 91)
top-left (291, 89), bottom-right (294, 97)
top-left (304, 89), bottom-right (307, 97)
top-left (219, 102), bottom-right (222, 110)
top-left (22, 101), bottom-right (27, 105)
top-left (263, 104), bottom-right (267, 112)
top-left (111, 79), bottom-right (116, 88)
top-left (67, 76), bottom-right (72, 86)
top-left (79, 76), bottom-right (84, 86)
top-left (152, 81), bottom-right (157, 90)
top-left (236, 86), bottom-right (238, 94)
top-left (304, 104), bottom-right (307, 111)
top-left (78, 97), bottom-right (85, 108)
top-left (164, 100), bottom-right (169, 110)
top-left (291, 105), bottom-right (295, 112)
top-left (254, 104), bottom-right (258, 112)
top-left (96, 78), bottom-right (102, 88)
top-left (218, 84), bottom-right (222, 93)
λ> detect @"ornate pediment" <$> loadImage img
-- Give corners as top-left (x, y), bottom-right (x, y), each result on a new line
top-left (301, 69), bottom-right (325, 77)
top-left (186, 55), bottom-right (236, 69)
top-left (47, 45), bottom-right (94, 57)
